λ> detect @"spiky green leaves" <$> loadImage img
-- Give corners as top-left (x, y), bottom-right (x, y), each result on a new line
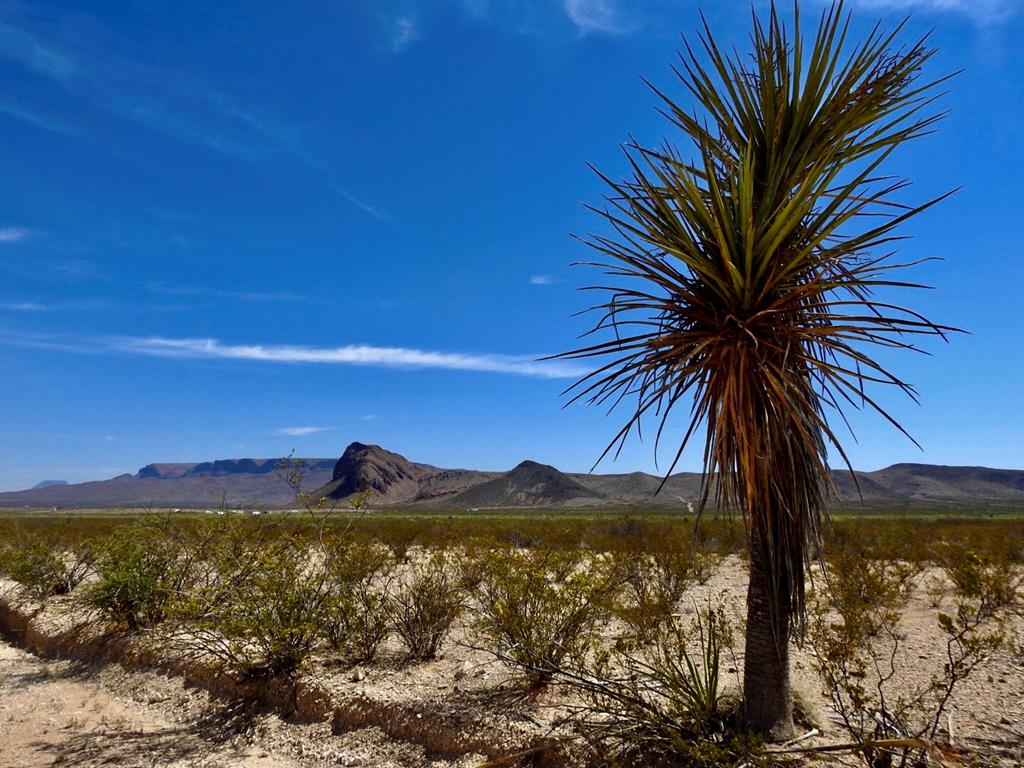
top-left (558, 2), bottom-right (955, 628)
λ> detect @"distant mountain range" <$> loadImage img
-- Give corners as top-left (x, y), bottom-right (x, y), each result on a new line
top-left (31, 480), bottom-right (68, 490)
top-left (0, 458), bottom-right (336, 509)
top-left (1, 442), bottom-right (1023, 510)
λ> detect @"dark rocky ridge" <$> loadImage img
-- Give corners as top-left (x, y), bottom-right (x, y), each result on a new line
top-left (316, 443), bottom-right (432, 505)
top-left (451, 460), bottom-right (604, 508)
top-left (2, 443), bottom-right (1023, 510)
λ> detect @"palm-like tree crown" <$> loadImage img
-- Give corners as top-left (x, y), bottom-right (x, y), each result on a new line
top-left (559, 2), bottom-right (954, 630)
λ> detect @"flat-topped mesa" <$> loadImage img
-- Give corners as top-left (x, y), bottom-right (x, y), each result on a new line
top-left (185, 458), bottom-right (335, 477)
top-left (137, 458), bottom-right (336, 480)
top-left (137, 463), bottom-right (197, 480)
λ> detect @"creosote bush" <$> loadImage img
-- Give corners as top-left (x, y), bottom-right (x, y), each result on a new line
top-left (935, 542), bottom-right (1022, 607)
top-left (808, 539), bottom-right (1020, 767)
top-left (165, 527), bottom-right (333, 681)
top-left (613, 545), bottom-right (695, 644)
top-left (3, 535), bottom-right (93, 600)
top-left (3, 507), bottom-right (1021, 766)
top-left (471, 547), bottom-right (617, 688)
top-left (322, 538), bottom-right (394, 663)
top-left (85, 524), bottom-right (192, 630)
top-left (386, 548), bottom-right (464, 660)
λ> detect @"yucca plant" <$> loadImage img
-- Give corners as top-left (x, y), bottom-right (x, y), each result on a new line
top-left (557, 2), bottom-right (954, 738)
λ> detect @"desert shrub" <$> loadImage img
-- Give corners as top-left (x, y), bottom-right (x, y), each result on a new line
top-left (935, 542), bottom-right (1021, 607)
top-left (322, 539), bottom-right (394, 663)
top-left (822, 549), bottom-right (918, 620)
top-left (86, 512), bottom-right (258, 632)
top-left (85, 525), bottom-right (191, 629)
top-left (808, 543), bottom-right (1018, 768)
top-left (386, 548), bottom-right (464, 660)
top-left (325, 586), bottom-right (391, 664)
top-left (923, 573), bottom-right (947, 608)
top-left (455, 537), bottom-right (495, 591)
top-left (471, 547), bottom-right (617, 687)
top-left (167, 536), bottom-right (331, 680)
top-left (690, 552), bottom-right (718, 585)
top-left (382, 527), bottom-right (420, 563)
top-left (184, 514), bottom-right (288, 600)
top-left (65, 538), bottom-right (97, 587)
top-left (0, 526), bottom-right (98, 598)
top-left (4, 537), bottom-right (80, 600)
top-left (506, 528), bottom-right (543, 549)
top-left (614, 546), bottom-right (694, 643)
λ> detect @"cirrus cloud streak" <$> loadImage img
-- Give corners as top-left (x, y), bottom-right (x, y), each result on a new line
top-left (0, 226), bottom-right (33, 242)
top-left (831, 0), bottom-right (1017, 25)
top-left (274, 426), bottom-right (331, 436)
top-left (110, 335), bottom-right (585, 379)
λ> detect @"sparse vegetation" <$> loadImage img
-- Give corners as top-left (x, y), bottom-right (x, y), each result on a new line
top-left (471, 547), bottom-right (617, 687)
top-left (167, 534), bottom-right (332, 680)
top-left (385, 548), bottom-right (464, 660)
top-left (613, 545), bottom-right (695, 644)
top-left (565, 598), bottom-right (757, 768)
top-left (808, 539), bottom-right (1020, 768)
top-left (322, 538), bottom-right (394, 663)
top-left (0, 509), bottom-right (1021, 764)
top-left (85, 523), bottom-right (192, 630)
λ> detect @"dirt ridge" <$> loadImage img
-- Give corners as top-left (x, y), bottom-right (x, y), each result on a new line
top-left (0, 584), bottom-right (557, 764)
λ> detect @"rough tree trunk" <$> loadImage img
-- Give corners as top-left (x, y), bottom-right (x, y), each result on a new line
top-left (742, 528), bottom-right (795, 740)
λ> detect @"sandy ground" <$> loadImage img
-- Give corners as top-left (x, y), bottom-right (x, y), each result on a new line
top-left (2, 556), bottom-right (1023, 767)
top-left (0, 639), bottom-right (311, 767)
top-left (0, 633), bottom-right (495, 768)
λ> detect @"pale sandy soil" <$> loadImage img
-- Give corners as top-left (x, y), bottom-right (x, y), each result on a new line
top-left (1, 556), bottom-right (1022, 767)
top-left (0, 637), bottom-right (490, 768)
top-left (0, 639), bottom-right (315, 767)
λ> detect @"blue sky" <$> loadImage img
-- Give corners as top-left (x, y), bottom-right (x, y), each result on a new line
top-left (0, 0), bottom-right (1021, 490)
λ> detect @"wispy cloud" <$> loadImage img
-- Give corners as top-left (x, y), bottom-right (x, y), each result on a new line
top-left (563, 0), bottom-right (637, 35)
top-left (234, 291), bottom-right (306, 303)
top-left (50, 259), bottom-right (101, 279)
top-left (0, 13), bottom-right (383, 219)
top-left (0, 226), bottom-right (33, 243)
top-left (332, 185), bottom-right (386, 220)
top-left (110, 335), bottom-right (586, 379)
top-left (146, 282), bottom-right (306, 303)
top-left (0, 20), bottom-right (76, 81)
top-left (390, 16), bottom-right (419, 51)
top-left (274, 426), bottom-right (332, 436)
top-left (529, 274), bottom-right (557, 285)
top-left (0, 18), bottom-right (274, 158)
top-left (0, 328), bottom-right (91, 354)
top-left (0, 100), bottom-right (80, 136)
top-left (0, 328), bottom-right (583, 378)
top-left (839, 0), bottom-right (1017, 25)
top-left (0, 297), bottom-right (117, 312)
